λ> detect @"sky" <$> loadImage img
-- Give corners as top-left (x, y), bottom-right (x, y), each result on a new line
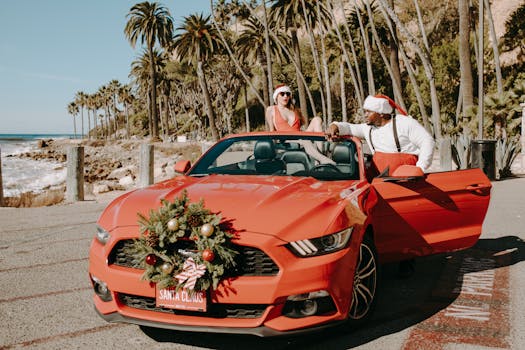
top-left (0, 0), bottom-right (211, 134)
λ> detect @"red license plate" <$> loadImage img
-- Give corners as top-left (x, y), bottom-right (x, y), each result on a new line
top-left (156, 287), bottom-right (207, 312)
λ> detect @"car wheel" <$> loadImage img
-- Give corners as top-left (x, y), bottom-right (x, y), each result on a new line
top-left (348, 234), bottom-right (378, 322)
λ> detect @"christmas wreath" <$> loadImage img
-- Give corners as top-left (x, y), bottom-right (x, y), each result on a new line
top-left (125, 190), bottom-right (239, 292)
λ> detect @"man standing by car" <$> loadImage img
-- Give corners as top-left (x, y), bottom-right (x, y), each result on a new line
top-left (327, 95), bottom-right (435, 278)
top-left (326, 95), bottom-right (435, 177)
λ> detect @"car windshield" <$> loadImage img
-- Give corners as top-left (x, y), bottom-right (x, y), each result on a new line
top-left (188, 135), bottom-right (360, 181)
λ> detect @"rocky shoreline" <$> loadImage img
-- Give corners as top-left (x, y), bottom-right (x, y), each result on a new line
top-left (2, 138), bottom-right (202, 207)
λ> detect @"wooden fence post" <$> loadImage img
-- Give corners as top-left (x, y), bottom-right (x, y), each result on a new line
top-left (66, 146), bottom-right (84, 202)
top-left (0, 147), bottom-right (4, 206)
top-left (139, 143), bottom-right (154, 188)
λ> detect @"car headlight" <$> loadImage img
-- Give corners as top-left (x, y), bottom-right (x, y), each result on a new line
top-left (95, 225), bottom-right (110, 245)
top-left (287, 227), bottom-right (353, 257)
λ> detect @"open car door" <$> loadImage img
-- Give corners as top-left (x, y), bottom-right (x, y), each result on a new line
top-left (370, 168), bottom-right (491, 263)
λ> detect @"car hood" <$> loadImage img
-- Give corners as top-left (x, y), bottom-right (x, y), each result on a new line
top-left (98, 175), bottom-right (362, 242)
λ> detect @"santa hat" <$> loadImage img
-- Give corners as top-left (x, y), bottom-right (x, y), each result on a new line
top-left (363, 95), bottom-right (407, 115)
top-left (273, 84), bottom-right (292, 104)
top-left (363, 95), bottom-right (393, 114)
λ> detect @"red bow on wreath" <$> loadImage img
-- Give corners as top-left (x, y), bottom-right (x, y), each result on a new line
top-left (175, 257), bottom-right (206, 290)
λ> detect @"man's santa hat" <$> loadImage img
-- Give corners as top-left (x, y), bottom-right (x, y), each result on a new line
top-left (363, 95), bottom-right (407, 115)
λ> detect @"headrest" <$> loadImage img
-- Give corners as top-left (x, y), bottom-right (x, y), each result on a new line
top-left (332, 143), bottom-right (353, 163)
top-left (254, 140), bottom-right (276, 160)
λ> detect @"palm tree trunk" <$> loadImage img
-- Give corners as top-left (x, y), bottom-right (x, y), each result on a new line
top-left (263, 0), bottom-right (274, 106)
top-left (317, 0), bottom-right (334, 124)
top-left (197, 60), bottom-right (219, 141)
top-left (124, 103), bottom-right (130, 139)
top-left (244, 85), bottom-right (250, 132)
top-left (477, 0), bottom-right (485, 139)
top-left (335, 0), bottom-right (364, 102)
top-left (257, 49), bottom-right (270, 108)
top-left (387, 0), bottom-right (406, 111)
top-left (414, 0), bottom-right (430, 53)
top-left (87, 109), bottom-right (91, 139)
top-left (148, 48), bottom-right (159, 140)
top-left (80, 108), bottom-right (85, 139)
top-left (301, 0), bottom-right (326, 123)
top-left (340, 58), bottom-right (348, 122)
top-left (459, 0), bottom-right (474, 112)
top-left (327, 0), bottom-right (363, 108)
top-left (291, 28), bottom-right (309, 119)
top-left (209, 1), bottom-right (265, 107)
top-left (484, 0), bottom-right (502, 95)
top-left (365, 1), bottom-right (406, 112)
top-left (354, 1), bottom-right (375, 95)
top-left (73, 116), bottom-right (77, 139)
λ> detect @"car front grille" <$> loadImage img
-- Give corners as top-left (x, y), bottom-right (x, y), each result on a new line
top-left (109, 239), bottom-right (280, 276)
top-left (118, 293), bottom-right (267, 319)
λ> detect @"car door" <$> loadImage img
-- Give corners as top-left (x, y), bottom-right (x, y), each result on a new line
top-left (369, 168), bottom-right (491, 262)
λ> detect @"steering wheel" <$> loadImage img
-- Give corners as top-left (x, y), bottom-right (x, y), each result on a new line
top-left (312, 163), bottom-right (342, 174)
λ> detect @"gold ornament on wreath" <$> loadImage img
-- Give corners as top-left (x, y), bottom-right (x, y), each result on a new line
top-left (125, 190), bottom-right (239, 292)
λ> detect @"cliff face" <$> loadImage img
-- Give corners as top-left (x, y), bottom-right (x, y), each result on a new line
top-left (491, 0), bottom-right (522, 39)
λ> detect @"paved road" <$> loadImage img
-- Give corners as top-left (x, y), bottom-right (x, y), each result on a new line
top-left (1, 178), bottom-right (524, 350)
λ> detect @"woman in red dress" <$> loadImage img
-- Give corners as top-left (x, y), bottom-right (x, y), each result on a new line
top-left (264, 84), bottom-right (332, 164)
top-left (265, 84), bottom-right (323, 132)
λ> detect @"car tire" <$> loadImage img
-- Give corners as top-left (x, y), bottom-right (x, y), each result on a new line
top-left (347, 234), bottom-right (379, 324)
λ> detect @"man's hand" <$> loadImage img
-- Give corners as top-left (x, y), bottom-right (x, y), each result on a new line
top-left (325, 123), bottom-right (340, 140)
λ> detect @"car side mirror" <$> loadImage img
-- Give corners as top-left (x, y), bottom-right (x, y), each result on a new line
top-left (174, 160), bottom-right (191, 174)
top-left (391, 165), bottom-right (424, 178)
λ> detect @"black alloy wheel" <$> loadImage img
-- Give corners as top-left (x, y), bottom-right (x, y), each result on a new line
top-left (348, 235), bottom-right (378, 321)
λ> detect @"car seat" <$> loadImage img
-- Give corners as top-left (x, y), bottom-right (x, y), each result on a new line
top-left (281, 150), bottom-right (312, 174)
top-left (331, 142), bottom-right (358, 178)
top-left (254, 140), bottom-right (285, 174)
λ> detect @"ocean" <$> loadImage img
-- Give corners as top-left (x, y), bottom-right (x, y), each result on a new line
top-left (0, 134), bottom-right (75, 197)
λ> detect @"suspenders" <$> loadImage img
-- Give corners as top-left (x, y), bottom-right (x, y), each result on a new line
top-left (368, 115), bottom-right (401, 153)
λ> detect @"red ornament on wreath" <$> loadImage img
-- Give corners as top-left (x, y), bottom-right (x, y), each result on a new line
top-left (202, 249), bottom-right (215, 262)
top-left (145, 254), bottom-right (158, 265)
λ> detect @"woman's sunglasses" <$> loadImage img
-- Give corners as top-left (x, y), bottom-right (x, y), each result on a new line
top-left (279, 91), bottom-right (291, 97)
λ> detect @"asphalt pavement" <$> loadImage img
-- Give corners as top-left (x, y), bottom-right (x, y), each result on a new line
top-left (1, 177), bottom-right (524, 350)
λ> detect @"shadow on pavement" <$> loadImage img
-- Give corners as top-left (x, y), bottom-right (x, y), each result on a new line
top-left (139, 236), bottom-right (525, 350)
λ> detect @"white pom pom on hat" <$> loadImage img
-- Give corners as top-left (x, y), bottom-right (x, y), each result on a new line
top-left (273, 85), bottom-right (292, 104)
top-left (362, 95), bottom-right (393, 114)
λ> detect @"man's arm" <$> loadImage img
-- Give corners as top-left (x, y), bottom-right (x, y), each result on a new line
top-left (407, 119), bottom-right (435, 171)
top-left (326, 122), bottom-right (366, 139)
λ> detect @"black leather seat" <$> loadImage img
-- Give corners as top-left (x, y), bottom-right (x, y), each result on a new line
top-left (254, 140), bottom-right (285, 174)
top-left (281, 150), bottom-right (312, 174)
top-left (331, 142), bottom-right (358, 177)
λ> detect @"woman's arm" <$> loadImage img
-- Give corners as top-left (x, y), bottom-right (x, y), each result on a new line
top-left (265, 106), bottom-right (275, 131)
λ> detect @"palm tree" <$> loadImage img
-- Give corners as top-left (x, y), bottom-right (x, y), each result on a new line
top-left (236, 15), bottom-right (285, 108)
top-left (118, 84), bottom-right (134, 139)
top-left (173, 13), bottom-right (222, 141)
top-left (130, 50), bottom-right (162, 136)
top-left (458, 0), bottom-right (474, 114)
top-left (67, 102), bottom-right (79, 139)
top-left (74, 91), bottom-right (87, 139)
top-left (108, 80), bottom-right (122, 138)
top-left (124, 1), bottom-right (174, 140)
top-left (270, 0), bottom-right (331, 119)
top-left (87, 93), bottom-right (100, 139)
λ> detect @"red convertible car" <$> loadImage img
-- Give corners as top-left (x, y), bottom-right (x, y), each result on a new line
top-left (89, 132), bottom-right (491, 336)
